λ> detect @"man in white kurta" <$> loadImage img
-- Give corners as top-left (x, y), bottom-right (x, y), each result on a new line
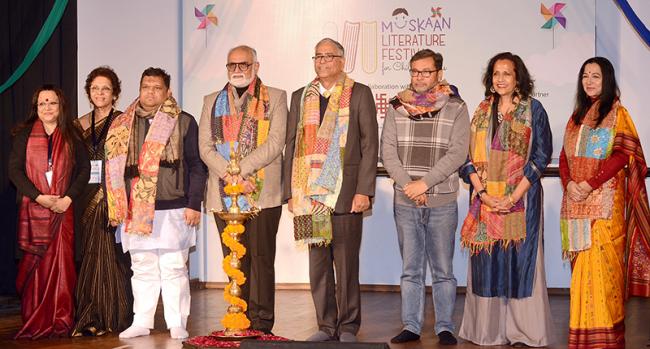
top-left (107, 68), bottom-right (207, 340)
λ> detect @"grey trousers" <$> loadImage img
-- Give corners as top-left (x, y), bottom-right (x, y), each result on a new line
top-left (214, 206), bottom-right (281, 332)
top-left (308, 212), bottom-right (363, 337)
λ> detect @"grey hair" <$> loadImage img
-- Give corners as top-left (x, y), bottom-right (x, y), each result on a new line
top-left (315, 38), bottom-right (344, 56)
top-left (228, 45), bottom-right (258, 62)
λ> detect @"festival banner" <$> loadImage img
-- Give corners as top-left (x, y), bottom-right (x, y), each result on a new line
top-left (183, 0), bottom-right (595, 160)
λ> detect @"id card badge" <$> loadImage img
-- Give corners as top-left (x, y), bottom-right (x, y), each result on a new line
top-left (89, 160), bottom-right (102, 184)
top-left (45, 170), bottom-right (53, 187)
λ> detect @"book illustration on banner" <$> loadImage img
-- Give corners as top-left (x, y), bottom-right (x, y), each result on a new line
top-left (362, 22), bottom-right (378, 74)
top-left (541, 2), bottom-right (567, 49)
top-left (343, 21), bottom-right (361, 73)
top-left (195, 4), bottom-right (219, 48)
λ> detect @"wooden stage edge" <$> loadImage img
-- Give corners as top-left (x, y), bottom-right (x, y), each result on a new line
top-left (190, 279), bottom-right (571, 295)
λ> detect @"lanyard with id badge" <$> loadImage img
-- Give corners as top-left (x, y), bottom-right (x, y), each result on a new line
top-left (45, 136), bottom-right (53, 186)
top-left (88, 109), bottom-right (114, 184)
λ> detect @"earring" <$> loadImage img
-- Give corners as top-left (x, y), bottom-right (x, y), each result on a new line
top-left (515, 86), bottom-right (520, 94)
top-left (490, 86), bottom-right (496, 93)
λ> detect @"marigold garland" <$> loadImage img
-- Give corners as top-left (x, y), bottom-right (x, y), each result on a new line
top-left (221, 232), bottom-right (246, 256)
top-left (221, 312), bottom-right (250, 330)
top-left (224, 224), bottom-right (245, 234)
top-left (223, 284), bottom-right (248, 311)
top-left (224, 184), bottom-right (243, 196)
top-left (222, 256), bottom-right (246, 285)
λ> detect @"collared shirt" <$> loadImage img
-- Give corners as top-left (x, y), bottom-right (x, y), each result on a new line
top-left (318, 82), bottom-right (335, 98)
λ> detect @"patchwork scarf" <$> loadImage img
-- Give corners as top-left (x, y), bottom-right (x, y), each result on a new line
top-left (291, 74), bottom-right (354, 245)
top-left (105, 97), bottom-right (181, 235)
top-left (124, 103), bottom-right (181, 178)
top-left (559, 101), bottom-right (650, 297)
top-left (211, 77), bottom-right (270, 211)
top-left (390, 80), bottom-right (453, 119)
top-left (17, 121), bottom-right (72, 255)
top-left (388, 81), bottom-right (455, 180)
top-left (560, 101), bottom-right (618, 256)
top-left (460, 97), bottom-right (533, 253)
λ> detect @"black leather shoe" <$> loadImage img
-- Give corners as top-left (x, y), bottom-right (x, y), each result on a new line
top-left (438, 331), bottom-right (458, 345)
top-left (390, 330), bottom-right (420, 343)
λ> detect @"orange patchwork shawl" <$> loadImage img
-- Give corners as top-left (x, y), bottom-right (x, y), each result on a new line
top-left (105, 97), bottom-right (181, 235)
top-left (460, 97), bottom-right (533, 253)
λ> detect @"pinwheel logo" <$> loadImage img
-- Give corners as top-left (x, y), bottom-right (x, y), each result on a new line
top-left (540, 2), bottom-right (566, 49)
top-left (431, 7), bottom-right (443, 18)
top-left (195, 4), bottom-right (219, 48)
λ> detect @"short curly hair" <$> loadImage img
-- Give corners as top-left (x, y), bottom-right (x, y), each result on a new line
top-left (84, 66), bottom-right (121, 106)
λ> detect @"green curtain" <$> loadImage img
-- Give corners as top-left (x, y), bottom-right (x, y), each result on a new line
top-left (0, 0), bottom-right (69, 94)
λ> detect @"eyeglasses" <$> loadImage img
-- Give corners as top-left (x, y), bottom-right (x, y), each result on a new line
top-left (409, 69), bottom-right (438, 77)
top-left (312, 55), bottom-right (342, 63)
top-left (226, 62), bottom-right (253, 72)
top-left (90, 86), bottom-right (112, 94)
top-left (37, 101), bottom-right (59, 108)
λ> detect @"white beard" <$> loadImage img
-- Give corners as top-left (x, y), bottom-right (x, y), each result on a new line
top-left (229, 74), bottom-right (254, 88)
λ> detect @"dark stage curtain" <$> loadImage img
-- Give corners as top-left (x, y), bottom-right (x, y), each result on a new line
top-left (0, 0), bottom-right (77, 296)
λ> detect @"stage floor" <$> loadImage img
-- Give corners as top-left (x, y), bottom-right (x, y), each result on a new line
top-left (1, 289), bottom-right (648, 348)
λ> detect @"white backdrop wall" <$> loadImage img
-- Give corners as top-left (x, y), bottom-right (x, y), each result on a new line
top-left (77, 0), bottom-right (650, 288)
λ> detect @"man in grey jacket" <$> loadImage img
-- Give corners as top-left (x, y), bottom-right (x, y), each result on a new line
top-left (198, 45), bottom-right (287, 334)
top-left (380, 49), bottom-right (469, 345)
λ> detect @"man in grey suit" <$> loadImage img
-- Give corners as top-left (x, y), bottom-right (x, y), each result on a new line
top-left (198, 45), bottom-right (287, 334)
top-left (283, 38), bottom-right (378, 343)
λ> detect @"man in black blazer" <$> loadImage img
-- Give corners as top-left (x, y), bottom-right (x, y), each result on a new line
top-left (283, 38), bottom-right (378, 343)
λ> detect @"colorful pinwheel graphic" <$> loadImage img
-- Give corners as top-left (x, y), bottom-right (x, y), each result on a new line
top-left (195, 4), bottom-right (218, 48)
top-left (541, 3), bottom-right (567, 49)
top-left (431, 7), bottom-right (443, 18)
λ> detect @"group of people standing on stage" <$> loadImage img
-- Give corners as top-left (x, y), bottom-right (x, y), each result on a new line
top-left (7, 37), bottom-right (649, 349)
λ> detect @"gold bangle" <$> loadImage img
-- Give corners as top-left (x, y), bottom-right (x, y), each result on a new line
top-left (508, 195), bottom-right (515, 207)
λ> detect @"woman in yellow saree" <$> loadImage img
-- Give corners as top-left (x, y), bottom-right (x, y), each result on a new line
top-left (560, 56), bottom-right (650, 349)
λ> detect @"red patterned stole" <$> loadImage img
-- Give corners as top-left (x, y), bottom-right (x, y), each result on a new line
top-left (614, 107), bottom-right (650, 298)
top-left (17, 120), bottom-right (72, 255)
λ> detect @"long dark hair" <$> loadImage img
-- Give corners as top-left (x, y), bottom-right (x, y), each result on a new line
top-left (572, 57), bottom-right (620, 127)
top-left (12, 85), bottom-right (79, 148)
top-left (482, 52), bottom-right (534, 100)
top-left (482, 52), bottom-right (534, 136)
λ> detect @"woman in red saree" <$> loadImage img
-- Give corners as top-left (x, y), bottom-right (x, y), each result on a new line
top-left (8, 85), bottom-right (90, 339)
top-left (560, 57), bottom-right (650, 349)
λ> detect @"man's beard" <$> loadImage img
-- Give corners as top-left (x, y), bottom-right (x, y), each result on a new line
top-left (229, 73), bottom-right (254, 88)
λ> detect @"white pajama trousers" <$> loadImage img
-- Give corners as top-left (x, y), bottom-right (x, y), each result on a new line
top-left (130, 249), bottom-right (191, 329)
